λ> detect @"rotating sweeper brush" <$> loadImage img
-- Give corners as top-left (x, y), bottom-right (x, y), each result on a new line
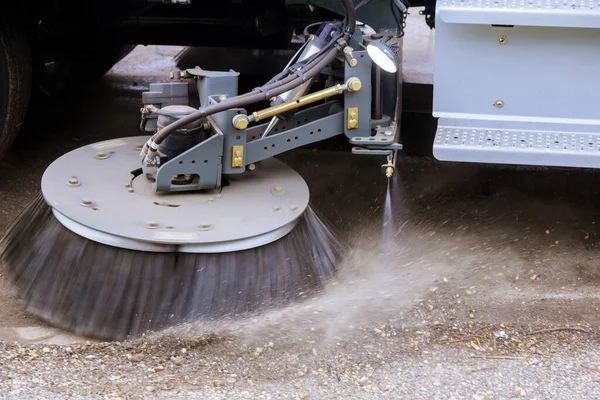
top-left (0, 0), bottom-right (405, 341)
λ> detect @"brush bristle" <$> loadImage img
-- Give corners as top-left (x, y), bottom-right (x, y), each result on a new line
top-left (1, 193), bottom-right (346, 341)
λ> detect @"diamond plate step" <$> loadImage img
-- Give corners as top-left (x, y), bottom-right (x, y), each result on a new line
top-left (433, 127), bottom-right (600, 168)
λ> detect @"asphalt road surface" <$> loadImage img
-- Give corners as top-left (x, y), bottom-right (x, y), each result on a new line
top-left (1, 44), bottom-right (600, 399)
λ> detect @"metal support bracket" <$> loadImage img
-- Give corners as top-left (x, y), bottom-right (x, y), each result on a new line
top-left (246, 108), bottom-right (345, 164)
top-left (245, 102), bottom-right (340, 142)
top-left (207, 95), bottom-right (247, 176)
top-left (351, 147), bottom-right (393, 156)
top-left (187, 67), bottom-right (240, 107)
top-left (349, 124), bottom-right (403, 151)
top-left (154, 130), bottom-right (223, 192)
top-left (344, 50), bottom-right (372, 138)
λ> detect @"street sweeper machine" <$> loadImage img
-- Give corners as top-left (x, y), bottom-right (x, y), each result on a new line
top-left (2, 0), bottom-right (600, 340)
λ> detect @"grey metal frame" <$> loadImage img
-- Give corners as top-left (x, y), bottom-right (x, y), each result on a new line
top-left (154, 128), bottom-right (224, 192)
top-left (432, 0), bottom-right (600, 168)
top-left (150, 48), bottom-right (401, 191)
top-left (344, 51), bottom-right (373, 138)
top-left (247, 108), bottom-right (345, 164)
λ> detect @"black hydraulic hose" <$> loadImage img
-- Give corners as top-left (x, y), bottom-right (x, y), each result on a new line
top-left (220, 20), bottom-right (346, 100)
top-left (243, 48), bottom-right (334, 98)
top-left (264, 31), bottom-right (343, 87)
top-left (241, 26), bottom-right (346, 95)
top-left (150, 47), bottom-right (340, 145)
top-left (341, 0), bottom-right (357, 37)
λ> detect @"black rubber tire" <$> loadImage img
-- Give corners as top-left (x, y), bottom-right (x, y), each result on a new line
top-left (0, 13), bottom-right (31, 160)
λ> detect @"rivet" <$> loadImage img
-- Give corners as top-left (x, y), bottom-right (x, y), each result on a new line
top-left (271, 186), bottom-right (285, 195)
top-left (95, 151), bottom-right (108, 160)
top-left (145, 222), bottom-right (159, 229)
top-left (498, 35), bottom-right (508, 45)
top-left (199, 223), bottom-right (214, 231)
top-left (80, 199), bottom-right (93, 207)
top-left (247, 163), bottom-right (257, 171)
top-left (67, 176), bottom-right (80, 186)
top-left (273, 205), bottom-right (281, 211)
top-left (493, 100), bottom-right (505, 109)
top-left (290, 205), bottom-right (297, 211)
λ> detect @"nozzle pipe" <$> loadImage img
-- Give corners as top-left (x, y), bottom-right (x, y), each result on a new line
top-left (261, 117), bottom-right (280, 139)
top-left (382, 147), bottom-right (399, 179)
top-left (385, 166), bottom-right (394, 179)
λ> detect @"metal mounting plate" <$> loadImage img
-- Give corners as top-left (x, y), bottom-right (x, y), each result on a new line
top-left (41, 136), bottom-right (309, 253)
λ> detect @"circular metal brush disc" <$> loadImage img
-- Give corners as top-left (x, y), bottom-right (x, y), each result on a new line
top-left (41, 136), bottom-right (309, 253)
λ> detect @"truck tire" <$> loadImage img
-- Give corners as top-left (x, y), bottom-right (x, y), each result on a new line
top-left (0, 14), bottom-right (31, 160)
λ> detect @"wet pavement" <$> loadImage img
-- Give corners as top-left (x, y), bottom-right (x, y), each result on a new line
top-left (0, 35), bottom-right (600, 398)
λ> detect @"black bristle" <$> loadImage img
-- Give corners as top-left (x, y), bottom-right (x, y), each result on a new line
top-left (0, 193), bottom-right (346, 341)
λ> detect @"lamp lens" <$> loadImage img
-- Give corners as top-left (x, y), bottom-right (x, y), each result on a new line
top-left (366, 43), bottom-right (397, 73)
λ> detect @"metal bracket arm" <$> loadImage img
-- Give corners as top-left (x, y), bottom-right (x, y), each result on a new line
top-left (245, 111), bottom-right (345, 165)
top-left (153, 120), bottom-right (224, 192)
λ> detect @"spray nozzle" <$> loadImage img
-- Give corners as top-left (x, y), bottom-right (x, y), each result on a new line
top-left (381, 160), bottom-right (395, 179)
top-left (385, 166), bottom-right (394, 179)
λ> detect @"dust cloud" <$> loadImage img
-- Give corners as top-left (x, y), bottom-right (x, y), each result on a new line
top-left (146, 173), bottom-right (470, 351)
